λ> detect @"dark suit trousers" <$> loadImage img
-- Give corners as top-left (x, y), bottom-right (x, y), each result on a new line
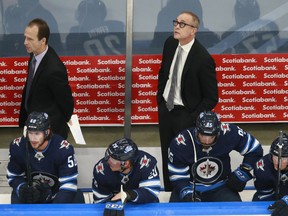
top-left (158, 100), bottom-right (196, 191)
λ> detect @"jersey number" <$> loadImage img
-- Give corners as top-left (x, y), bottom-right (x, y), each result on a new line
top-left (68, 155), bottom-right (77, 168)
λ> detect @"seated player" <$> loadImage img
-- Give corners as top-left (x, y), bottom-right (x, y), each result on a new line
top-left (253, 132), bottom-right (288, 216)
top-left (7, 111), bottom-right (83, 203)
top-left (92, 138), bottom-right (161, 215)
top-left (168, 111), bottom-right (263, 202)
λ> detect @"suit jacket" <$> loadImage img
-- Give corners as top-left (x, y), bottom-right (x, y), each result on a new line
top-left (157, 36), bottom-right (218, 120)
top-left (19, 46), bottom-right (74, 138)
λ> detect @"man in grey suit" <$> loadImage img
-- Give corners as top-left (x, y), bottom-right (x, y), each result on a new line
top-left (19, 18), bottom-right (74, 139)
top-left (157, 11), bottom-right (218, 191)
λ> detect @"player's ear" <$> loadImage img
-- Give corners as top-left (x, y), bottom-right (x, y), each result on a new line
top-left (41, 37), bottom-right (47, 44)
top-left (124, 160), bottom-right (131, 168)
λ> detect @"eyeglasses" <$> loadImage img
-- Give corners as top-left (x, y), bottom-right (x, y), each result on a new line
top-left (173, 20), bottom-right (196, 28)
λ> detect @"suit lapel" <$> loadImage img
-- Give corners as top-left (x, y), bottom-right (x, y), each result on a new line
top-left (182, 39), bottom-right (198, 77)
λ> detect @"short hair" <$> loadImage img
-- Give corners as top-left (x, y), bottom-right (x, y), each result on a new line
top-left (27, 18), bottom-right (50, 44)
top-left (180, 11), bottom-right (200, 28)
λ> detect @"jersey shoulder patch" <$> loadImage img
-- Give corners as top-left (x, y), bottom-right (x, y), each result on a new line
top-left (139, 154), bottom-right (151, 169)
top-left (59, 140), bottom-right (71, 149)
top-left (12, 137), bottom-right (23, 146)
top-left (256, 159), bottom-right (265, 171)
top-left (221, 123), bottom-right (231, 135)
top-left (175, 133), bottom-right (187, 146)
top-left (95, 161), bottom-right (105, 175)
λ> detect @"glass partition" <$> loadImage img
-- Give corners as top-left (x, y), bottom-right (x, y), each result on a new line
top-left (1, 0), bottom-right (287, 57)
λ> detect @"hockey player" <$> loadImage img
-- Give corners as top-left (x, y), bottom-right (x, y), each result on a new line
top-left (168, 111), bottom-right (263, 202)
top-left (92, 138), bottom-right (161, 215)
top-left (7, 111), bottom-right (82, 203)
top-left (253, 133), bottom-right (288, 216)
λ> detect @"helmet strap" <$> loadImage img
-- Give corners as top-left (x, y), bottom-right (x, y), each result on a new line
top-left (120, 161), bottom-right (133, 174)
top-left (120, 161), bottom-right (126, 172)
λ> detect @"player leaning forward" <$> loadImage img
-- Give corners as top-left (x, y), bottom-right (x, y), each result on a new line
top-left (92, 138), bottom-right (161, 215)
top-left (253, 132), bottom-right (288, 216)
top-left (7, 111), bottom-right (83, 203)
top-left (168, 111), bottom-right (263, 202)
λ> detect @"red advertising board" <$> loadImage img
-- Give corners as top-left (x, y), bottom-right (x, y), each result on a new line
top-left (0, 54), bottom-right (287, 126)
top-left (213, 54), bottom-right (288, 122)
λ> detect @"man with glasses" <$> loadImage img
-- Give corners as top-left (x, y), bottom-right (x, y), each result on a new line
top-left (157, 11), bottom-right (218, 191)
top-left (168, 111), bottom-right (263, 202)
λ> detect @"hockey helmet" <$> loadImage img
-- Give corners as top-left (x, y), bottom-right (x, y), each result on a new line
top-left (196, 111), bottom-right (221, 136)
top-left (26, 111), bottom-right (50, 132)
top-left (105, 138), bottom-right (139, 162)
top-left (76, 0), bottom-right (107, 24)
top-left (270, 133), bottom-right (288, 157)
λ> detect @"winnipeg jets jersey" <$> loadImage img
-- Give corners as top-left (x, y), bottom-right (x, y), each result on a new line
top-left (7, 135), bottom-right (78, 203)
top-left (168, 123), bottom-right (263, 195)
top-left (253, 154), bottom-right (288, 201)
top-left (92, 150), bottom-right (161, 204)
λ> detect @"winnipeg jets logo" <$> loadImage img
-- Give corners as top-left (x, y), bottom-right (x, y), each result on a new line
top-left (175, 134), bottom-right (186, 145)
top-left (96, 162), bottom-right (105, 175)
top-left (60, 140), bottom-right (70, 149)
top-left (256, 159), bottom-right (264, 171)
top-left (33, 173), bottom-right (55, 187)
top-left (193, 157), bottom-right (223, 184)
top-left (200, 162), bottom-right (215, 177)
top-left (140, 155), bottom-right (150, 169)
top-left (221, 123), bottom-right (230, 135)
top-left (12, 137), bottom-right (22, 146)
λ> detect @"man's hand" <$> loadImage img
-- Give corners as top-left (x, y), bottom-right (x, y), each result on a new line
top-left (33, 180), bottom-right (52, 203)
top-left (268, 196), bottom-right (288, 216)
top-left (18, 183), bottom-right (41, 203)
top-left (226, 164), bottom-right (253, 192)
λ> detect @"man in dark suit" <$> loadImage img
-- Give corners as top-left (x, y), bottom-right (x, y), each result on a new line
top-left (19, 18), bottom-right (74, 139)
top-left (157, 11), bottom-right (218, 191)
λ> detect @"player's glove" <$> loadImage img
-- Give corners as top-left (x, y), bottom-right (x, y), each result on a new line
top-left (182, 193), bottom-right (201, 202)
top-left (226, 164), bottom-right (253, 192)
top-left (180, 188), bottom-right (201, 202)
top-left (33, 180), bottom-right (52, 203)
top-left (18, 183), bottom-right (41, 203)
top-left (122, 190), bottom-right (137, 203)
top-left (103, 199), bottom-right (125, 216)
top-left (268, 196), bottom-right (288, 216)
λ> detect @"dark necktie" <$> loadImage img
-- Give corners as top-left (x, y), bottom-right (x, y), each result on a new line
top-left (25, 56), bottom-right (36, 110)
top-left (166, 47), bottom-right (182, 111)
